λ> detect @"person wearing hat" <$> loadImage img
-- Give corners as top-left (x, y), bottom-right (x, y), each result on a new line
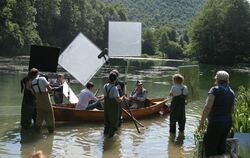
top-left (111, 69), bottom-right (125, 126)
top-left (129, 80), bottom-right (148, 109)
top-left (198, 70), bottom-right (235, 157)
top-left (169, 74), bottom-right (188, 133)
top-left (29, 68), bottom-right (55, 133)
top-left (103, 72), bottom-right (124, 137)
top-left (111, 69), bottom-right (125, 97)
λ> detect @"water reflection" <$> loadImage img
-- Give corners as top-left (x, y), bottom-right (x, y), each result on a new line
top-left (168, 132), bottom-right (185, 158)
top-left (20, 130), bottom-right (54, 158)
top-left (103, 134), bottom-right (121, 158)
top-left (0, 61), bottom-right (250, 157)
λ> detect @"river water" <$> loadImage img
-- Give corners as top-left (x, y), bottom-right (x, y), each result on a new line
top-left (0, 59), bottom-right (249, 158)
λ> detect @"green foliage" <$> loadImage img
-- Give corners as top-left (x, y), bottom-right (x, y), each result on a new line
top-left (233, 86), bottom-right (250, 133)
top-left (142, 28), bottom-right (158, 55)
top-left (34, 0), bottom-right (61, 45)
top-left (102, 0), bottom-right (205, 30)
top-left (188, 0), bottom-right (250, 65)
top-left (0, 0), bottom-right (126, 55)
top-left (0, 0), bottom-right (41, 56)
top-left (142, 25), bottom-right (185, 58)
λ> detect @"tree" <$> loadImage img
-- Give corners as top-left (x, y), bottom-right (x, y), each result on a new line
top-left (142, 28), bottom-right (158, 55)
top-left (0, 0), bottom-right (40, 55)
top-left (34, 0), bottom-right (61, 46)
top-left (188, 0), bottom-right (250, 65)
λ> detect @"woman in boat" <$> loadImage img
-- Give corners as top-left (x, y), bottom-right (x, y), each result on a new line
top-left (30, 68), bottom-right (55, 133)
top-left (198, 71), bottom-right (235, 157)
top-left (76, 82), bottom-right (103, 110)
top-left (169, 74), bottom-right (188, 134)
top-left (104, 72), bottom-right (124, 137)
top-left (51, 73), bottom-right (64, 104)
top-left (20, 72), bottom-right (36, 129)
top-left (129, 80), bottom-right (148, 109)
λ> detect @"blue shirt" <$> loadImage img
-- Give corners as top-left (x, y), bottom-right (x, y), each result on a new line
top-left (208, 83), bottom-right (235, 124)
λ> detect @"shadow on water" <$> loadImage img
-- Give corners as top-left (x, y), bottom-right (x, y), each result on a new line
top-left (0, 59), bottom-right (250, 157)
top-left (0, 127), bottom-right (54, 158)
top-left (168, 132), bottom-right (185, 158)
top-left (103, 134), bottom-right (121, 158)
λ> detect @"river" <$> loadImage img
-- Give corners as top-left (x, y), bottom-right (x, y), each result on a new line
top-left (0, 58), bottom-right (249, 158)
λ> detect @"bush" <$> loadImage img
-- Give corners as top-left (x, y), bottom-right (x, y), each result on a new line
top-left (233, 86), bottom-right (250, 133)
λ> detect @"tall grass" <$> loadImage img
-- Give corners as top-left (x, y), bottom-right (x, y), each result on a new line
top-left (194, 86), bottom-right (250, 142)
top-left (233, 86), bottom-right (250, 133)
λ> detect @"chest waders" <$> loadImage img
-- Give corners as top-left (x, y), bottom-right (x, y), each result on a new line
top-left (31, 79), bottom-right (55, 133)
top-left (104, 85), bottom-right (120, 137)
top-left (21, 81), bottom-right (36, 129)
top-left (169, 88), bottom-right (186, 133)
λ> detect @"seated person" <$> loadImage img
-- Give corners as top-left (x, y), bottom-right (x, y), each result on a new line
top-left (50, 73), bottom-right (64, 104)
top-left (129, 81), bottom-right (148, 109)
top-left (76, 82), bottom-right (103, 110)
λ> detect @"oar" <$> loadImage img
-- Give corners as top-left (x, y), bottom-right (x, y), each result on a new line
top-left (94, 88), bottom-right (100, 96)
top-left (123, 97), bottom-right (141, 133)
top-left (122, 108), bottom-right (144, 127)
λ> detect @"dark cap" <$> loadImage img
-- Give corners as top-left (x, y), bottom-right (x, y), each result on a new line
top-left (136, 80), bottom-right (143, 85)
top-left (109, 73), bottom-right (117, 82)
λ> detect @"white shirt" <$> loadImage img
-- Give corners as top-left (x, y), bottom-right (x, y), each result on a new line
top-left (32, 76), bottom-right (49, 93)
top-left (170, 84), bottom-right (188, 96)
top-left (76, 88), bottom-right (98, 110)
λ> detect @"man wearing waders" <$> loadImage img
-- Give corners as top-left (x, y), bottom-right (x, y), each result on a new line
top-left (111, 69), bottom-right (125, 126)
top-left (104, 72), bottom-right (124, 137)
top-left (169, 74), bottom-right (188, 133)
top-left (30, 68), bottom-right (55, 133)
top-left (20, 72), bottom-right (36, 129)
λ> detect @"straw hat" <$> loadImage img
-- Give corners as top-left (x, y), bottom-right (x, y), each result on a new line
top-left (214, 71), bottom-right (229, 81)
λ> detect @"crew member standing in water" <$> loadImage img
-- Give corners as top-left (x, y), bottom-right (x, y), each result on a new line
top-left (199, 71), bottom-right (235, 157)
top-left (30, 68), bottom-right (55, 133)
top-left (111, 69), bottom-right (125, 126)
top-left (104, 72), bottom-right (124, 137)
top-left (20, 72), bottom-right (36, 129)
top-left (169, 74), bottom-right (188, 134)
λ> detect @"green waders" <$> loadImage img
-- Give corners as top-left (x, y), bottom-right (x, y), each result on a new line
top-left (104, 86), bottom-right (120, 137)
top-left (169, 95), bottom-right (186, 133)
top-left (21, 88), bottom-right (36, 129)
top-left (35, 92), bottom-right (55, 133)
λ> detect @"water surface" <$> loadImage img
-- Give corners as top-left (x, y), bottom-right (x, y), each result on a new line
top-left (0, 60), bottom-right (249, 158)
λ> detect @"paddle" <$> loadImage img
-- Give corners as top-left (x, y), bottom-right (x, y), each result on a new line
top-left (121, 107), bottom-right (144, 127)
top-left (122, 97), bottom-right (141, 133)
top-left (94, 88), bottom-right (100, 96)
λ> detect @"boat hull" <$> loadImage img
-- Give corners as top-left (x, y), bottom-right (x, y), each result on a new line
top-left (53, 98), bottom-right (167, 122)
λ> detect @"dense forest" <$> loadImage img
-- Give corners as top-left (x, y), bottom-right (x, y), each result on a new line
top-left (0, 0), bottom-right (250, 65)
top-left (188, 0), bottom-right (250, 65)
top-left (102, 0), bottom-right (205, 30)
top-left (0, 0), bottom-right (126, 56)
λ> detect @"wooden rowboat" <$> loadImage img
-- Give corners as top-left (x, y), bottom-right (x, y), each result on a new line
top-left (53, 98), bottom-right (167, 122)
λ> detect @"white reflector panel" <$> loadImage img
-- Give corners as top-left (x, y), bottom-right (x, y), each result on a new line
top-left (63, 82), bottom-right (79, 104)
top-left (109, 21), bottom-right (141, 57)
top-left (59, 33), bottom-right (105, 85)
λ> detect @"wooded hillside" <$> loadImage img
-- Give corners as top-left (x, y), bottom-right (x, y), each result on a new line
top-left (102, 0), bottom-right (205, 30)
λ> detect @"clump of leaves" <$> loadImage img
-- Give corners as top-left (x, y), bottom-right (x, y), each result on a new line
top-left (194, 121), bottom-right (207, 143)
top-left (233, 86), bottom-right (250, 133)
